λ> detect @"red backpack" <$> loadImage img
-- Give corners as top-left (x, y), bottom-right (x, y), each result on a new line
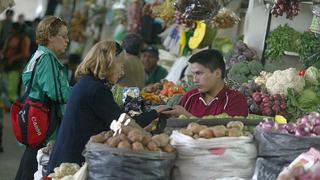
top-left (10, 56), bottom-right (61, 148)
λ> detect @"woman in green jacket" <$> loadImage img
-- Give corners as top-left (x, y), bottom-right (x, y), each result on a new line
top-left (15, 16), bottom-right (70, 180)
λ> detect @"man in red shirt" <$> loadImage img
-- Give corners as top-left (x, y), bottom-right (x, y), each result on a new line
top-left (163, 49), bottom-right (248, 118)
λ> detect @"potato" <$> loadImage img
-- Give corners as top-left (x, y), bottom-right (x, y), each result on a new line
top-left (152, 134), bottom-right (170, 147)
top-left (163, 144), bottom-right (175, 153)
top-left (132, 142), bottom-right (145, 151)
top-left (228, 128), bottom-right (243, 137)
top-left (120, 133), bottom-right (130, 142)
top-left (121, 126), bottom-right (133, 135)
top-left (227, 121), bottom-right (244, 131)
top-left (188, 124), bottom-right (207, 135)
top-left (147, 141), bottom-right (158, 151)
top-left (109, 135), bottom-right (121, 147)
top-left (88, 133), bottom-right (106, 144)
top-left (117, 140), bottom-right (131, 149)
top-left (142, 135), bottom-right (152, 146)
top-left (179, 128), bottom-right (193, 136)
top-left (187, 123), bottom-right (200, 131)
top-left (199, 128), bottom-right (214, 139)
top-left (128, 129), bottom-right (144, 142)
top-left (212, 125), bottom-right (227, 137)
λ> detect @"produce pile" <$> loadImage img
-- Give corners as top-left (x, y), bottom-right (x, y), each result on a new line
top-left (226, 41), bottom-right (257, 69)
top-left (297, 31), bottom-right (320, 68)
top-left (143, 80), bottom-right (186, 101)
top-left (257, 112), bottom-right (320, 136)
top-left (250, 91), bottom-right (287, 117)
top-left (178, 121), bottom-right (246, 139)
top-left (265, 68), bottom-right (305, 96)
top-left (89, 127), bottom-right (175, 153)
top-left (286, 66), bottom-right (320, 120)
top-left (266, 24), bottom-right (300, 61)
top-left (271, 0), bottom-right (299, 20)
top-left (227, 60), bottom-right (263, 84)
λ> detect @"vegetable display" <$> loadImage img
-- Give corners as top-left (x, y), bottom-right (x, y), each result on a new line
top-left (271, 0), bottom-right (299, 20)
top-left (89, 128), bottom-right (175, 153)
top-left (297, 32), bottom-right (320, 68)
top-left (226, 41), bottom-right (257, 69)
top-left (251, 91), bottom-right (287, 117)
top-left (227, 61), bottom-right (263, 84)
top-left (266, 24), bottom-right (300, 61)
top-left (265, 68), bottom-right (305, 96)
top-left (178, 121), bottom-right (246, 139)
top-left (257, 112), bottom-right (320, 136)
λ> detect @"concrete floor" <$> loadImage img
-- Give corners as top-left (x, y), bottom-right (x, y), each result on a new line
top-left (0, 114), bottom-right (24, 180)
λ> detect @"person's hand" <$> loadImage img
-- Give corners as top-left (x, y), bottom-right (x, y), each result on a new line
top-left (161, 105), bottom-right (192, 117)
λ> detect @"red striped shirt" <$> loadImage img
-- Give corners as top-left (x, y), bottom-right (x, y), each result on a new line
top-left (179, 87), bottom-right (248, 117)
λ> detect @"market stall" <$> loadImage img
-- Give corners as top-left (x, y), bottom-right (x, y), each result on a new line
top-left (35, 0), bottom-right (320, 179)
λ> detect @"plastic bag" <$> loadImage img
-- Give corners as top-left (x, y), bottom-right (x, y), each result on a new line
top-left (84, 143), bottom-right (176, 180)
top-left (251, 158), bottom-right (284, 180)
top-left (212, 8), bottom-right (240, 29)
top-left (170, 131), bottom-right (257, 180)
top-left (174, 0), bottom-right (220, 21)
top-left (254, 128), bottom-right (320, 165)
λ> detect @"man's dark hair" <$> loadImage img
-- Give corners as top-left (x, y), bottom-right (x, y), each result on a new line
top-left (122, 33), bottom-right (144, 56)
top-left (189, 49), bottom-right (226, 78)
top-left (5, 9), bottom-right (14, 17)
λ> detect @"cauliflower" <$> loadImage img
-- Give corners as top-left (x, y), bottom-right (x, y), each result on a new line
top-left (266, 68), bottom-right (305, 96)
top-left (254, 71), bottom-right (273, 86)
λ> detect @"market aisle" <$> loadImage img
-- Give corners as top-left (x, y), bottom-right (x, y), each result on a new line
top-left (0, 113), bottom-right (24, 179)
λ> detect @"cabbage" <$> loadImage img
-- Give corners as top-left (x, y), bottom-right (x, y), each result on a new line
top-left (304, 66), bottom-right (319, 85)
top-left (297, 88), bottom-right (320, 112)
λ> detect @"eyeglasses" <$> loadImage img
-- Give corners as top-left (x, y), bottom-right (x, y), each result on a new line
top-left (51, 17), bottom-right (63, 27)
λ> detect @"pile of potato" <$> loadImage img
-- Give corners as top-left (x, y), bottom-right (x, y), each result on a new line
top-left (179, 121), bottom-right (245, 139)
top-left (89, 127), bottom-right (175, 153)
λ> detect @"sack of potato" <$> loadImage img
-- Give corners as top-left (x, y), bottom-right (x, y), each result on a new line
top-left (171, 122), bottom-right (257, 180)
top-left (84, 126), bottom-right (176, 180)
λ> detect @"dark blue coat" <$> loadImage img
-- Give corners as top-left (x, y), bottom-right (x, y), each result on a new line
top-left (47, 74), bottom-right (158, 172)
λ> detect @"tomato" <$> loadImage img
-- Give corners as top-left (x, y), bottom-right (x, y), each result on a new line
top-left (298, 69), bottom-right (305, 77)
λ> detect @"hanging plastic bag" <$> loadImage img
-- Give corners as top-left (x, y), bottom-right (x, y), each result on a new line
top-left (212, 8), bottom-right (241, 29)
top-left (174, 0), bottom-right (220, 21)
top-left (170, 131), bottom-right (257, 180)
top-left (84, 143), bottom-right (176, 180)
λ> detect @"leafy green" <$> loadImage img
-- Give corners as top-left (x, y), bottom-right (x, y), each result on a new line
top-left (266, 24), bottom-right (300, 61)
top-left (286, 88), bottom-right (304, 121)
top-left (297, 32), bottom-right (320, 68)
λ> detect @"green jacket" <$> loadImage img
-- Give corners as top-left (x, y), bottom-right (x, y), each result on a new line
top-left (22, 45), bottom-right (70, 114)
top-left (145, 65), bottom-right (168, 85)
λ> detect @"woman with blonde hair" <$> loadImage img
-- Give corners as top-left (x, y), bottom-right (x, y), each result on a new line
top-left (47, 40), bottom-right (168, 172)
top-left (15, 16), bottom-right (70, 180)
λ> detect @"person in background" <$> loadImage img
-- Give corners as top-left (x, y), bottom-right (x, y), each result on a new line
top-left (118, 33), bottom-right (145, 89)
top-left (15, 16), bottom-right (70, 180)
top-left (142, 46), bottom-right (167, 85)
top-left (27, 17), bottom-right (42, 56)
top-left (67, 54), bottom-right (81, 86)
top-left (47, 40), bottom-right (169, 172)
top-left (0, 9), bottom-right (14, 50)
top-left (163, 49), bottom-right (248, 118)
top-left (0, 23), bottom-right (30, 102)
top-left (17, 14), bottom-right (25, 26)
